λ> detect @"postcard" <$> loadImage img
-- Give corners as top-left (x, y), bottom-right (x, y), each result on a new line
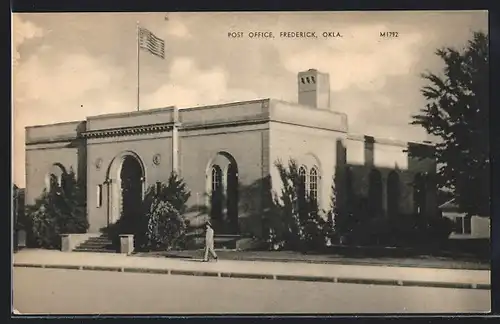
top-left (12, 11), bottom-right (490, 315)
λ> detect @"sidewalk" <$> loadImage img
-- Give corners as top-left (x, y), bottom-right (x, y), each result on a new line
top-left (13, 249), bottom-right (491, 290)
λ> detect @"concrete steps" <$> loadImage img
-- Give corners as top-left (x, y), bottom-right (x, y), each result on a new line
top-left (74, 235), bottom-right (116, 253)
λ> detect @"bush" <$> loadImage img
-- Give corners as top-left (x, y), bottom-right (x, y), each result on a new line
top-left (417, 216), bottom-right (453, 243)
top-left (265, 159), bottom-right (331, 251)
top-left (144, 200), bottom-right (187, 251)
top-left (28, 196), bottom-right (61, 249)
top-left (143, 172), bottom-right (191, 215)
top-left (345, 214), bottom-right (453, 248)
top-left (58, 170), bottom-right (88, 233)
top-left (137, 173), bottom-right (191, 250)
top-left (26, 170), bottom-right (88, 249)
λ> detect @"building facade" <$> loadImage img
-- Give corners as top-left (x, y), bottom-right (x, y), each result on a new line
top-left (25, 69), bottom-right (437, 238)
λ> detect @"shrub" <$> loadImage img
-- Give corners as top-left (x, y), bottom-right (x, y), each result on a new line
top-left (417, 216), bottom-right (453, 243)
top-left (344, 213), bottom-right (454, 248)
top-left (28, 196), bottom-right (61, 249)
top-left (143, 172), bottom-right (191, 215)
top-left (138, 173), bottom-right (191, 250)
top-left (265, 159), bottom-right (330, 251)
top-left (58, 170), bottom-right (88, 233)
top-left (144, 200), bottom-right (187, 251)
top-left (26, 170), bottom-right (88, 249)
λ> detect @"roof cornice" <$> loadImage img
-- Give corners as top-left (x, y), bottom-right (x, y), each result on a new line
top-left (82, 122), bottom-right (175, 139)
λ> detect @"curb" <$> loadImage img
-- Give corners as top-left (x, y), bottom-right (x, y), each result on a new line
top-left (227, 256), bottom-right (490, 271)
top-left (157, 253), bottom-right (490, 271)
top-left (13, 263), bottom-right (491, 290)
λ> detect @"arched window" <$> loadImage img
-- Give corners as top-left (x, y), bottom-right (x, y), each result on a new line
top-left (298, 166), bottom-right (307, 198)
top-left (45, 163), bottom-right (66, 193)
top-left (211, 165), bottom-right (222, 193)
top-left (368, 169), bottom-right (383, 217)
top-left (49, 174), bottom-right (59, 192)
top-left (211, 165), bottom-right (223, 222)
top-left (309, 167), bottom-right (319, 203)
top-left (387, 171), bottom-right (400, 218)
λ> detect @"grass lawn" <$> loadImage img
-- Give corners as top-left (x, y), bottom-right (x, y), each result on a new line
top-left (133, 247), bottom-right (490, 271)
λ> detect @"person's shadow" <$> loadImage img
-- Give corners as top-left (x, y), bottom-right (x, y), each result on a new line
top-left (186, 258), bottom-right (206, 262)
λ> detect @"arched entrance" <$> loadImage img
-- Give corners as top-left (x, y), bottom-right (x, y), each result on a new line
top-left (106, 151), bottom-right (146, 229)
top-left (120, 156), bottom-right (143, 232)
top-left (206, 152), bottom-right (239, 234)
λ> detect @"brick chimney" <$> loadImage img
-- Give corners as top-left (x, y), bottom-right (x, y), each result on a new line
top-left (297, 69), bottom-right (330, 109)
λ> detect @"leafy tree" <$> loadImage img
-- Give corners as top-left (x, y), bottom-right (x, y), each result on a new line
top-left (326, 177), bottom-right (343, 242)
top-left (144, 200), bottom-right (187, 250)
top-left (28, 193), bottom-right (61, 249)
top-left (266, 159), bottom-right (329, 251)
top-left (143, 172), bottom-right (191, 215)
top-left (138, 172), bottom-right (191, 250)
top-left (411, 31), bottom-right (489, 216)
top-left (59, 169), bottom-right (88, 233)
top-left (26, 169), bottom-right (88, 249)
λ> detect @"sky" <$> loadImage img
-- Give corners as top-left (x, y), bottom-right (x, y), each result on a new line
top-left (12, 11), bottom-right (488, 187)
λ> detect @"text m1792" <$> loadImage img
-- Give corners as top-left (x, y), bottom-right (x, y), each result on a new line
top-left (380, 31), bottom-right (399, 37)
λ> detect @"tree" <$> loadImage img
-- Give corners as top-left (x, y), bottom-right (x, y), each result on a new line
top-left (144, 200), bottom-right (187, 251)
top-left (411, 31), bottom-right (489, 216)
top-left (143, 172), bottom-right (191, 215)
top-left (138, 172), bottom-right (191, 250)
top-left (26, 170), bottom-right (88, 249)
top-left (59, 169), bottom-right (88, 233)
top-left (326, 177), bottom-right (343, 242)
top-left (265, 159), bottom-right (329, 251)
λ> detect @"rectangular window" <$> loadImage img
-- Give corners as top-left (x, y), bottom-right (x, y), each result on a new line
top-left (97, 185), bottom-right (103, 208)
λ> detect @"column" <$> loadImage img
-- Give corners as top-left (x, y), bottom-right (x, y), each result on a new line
top-left (105, 178), bottom-right (112, 227)
top-left (140, 176), bottom-right (146, 200)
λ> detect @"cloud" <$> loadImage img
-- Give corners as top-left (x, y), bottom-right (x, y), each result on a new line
top-left (13, 52), bottom-right (257, 186)
top-left (12, 13), bottom-right (485, 187)
top-left (143, 57), bottom-right (257, 109)
top-left (276, 24), bottom-right (429, 143)
top-left (280, 24), bottom-right (424, 91)
top-left (13, 45), bottom-right (128, 187)
top-left (12, 16), bottom-right (45, 66)
top-left (166, 19), bottom-right (192, 38)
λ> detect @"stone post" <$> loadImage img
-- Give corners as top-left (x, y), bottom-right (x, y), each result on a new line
top-left (119, 234), bottom-right (135, 254)
top-left (61, 234), bottom-right (72, 252)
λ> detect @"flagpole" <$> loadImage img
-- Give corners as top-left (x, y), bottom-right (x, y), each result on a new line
top-left (136, 21), bottom-right (140, 112)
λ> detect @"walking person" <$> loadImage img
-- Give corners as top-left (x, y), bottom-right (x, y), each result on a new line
top-left (203, 221), bottom-right (218, 262)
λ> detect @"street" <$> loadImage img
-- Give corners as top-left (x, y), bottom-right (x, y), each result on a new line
top-left (13, 268), bottom-right (490, 314)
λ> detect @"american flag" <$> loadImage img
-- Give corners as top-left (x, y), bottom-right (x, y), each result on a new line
top-left (139, 27), bottom-right (165, 59)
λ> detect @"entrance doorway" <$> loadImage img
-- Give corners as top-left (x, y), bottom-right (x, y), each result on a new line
top-left (119, 156), bottom-right (143, 233)
top-left (207, 152), bottom-right (239, 234)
